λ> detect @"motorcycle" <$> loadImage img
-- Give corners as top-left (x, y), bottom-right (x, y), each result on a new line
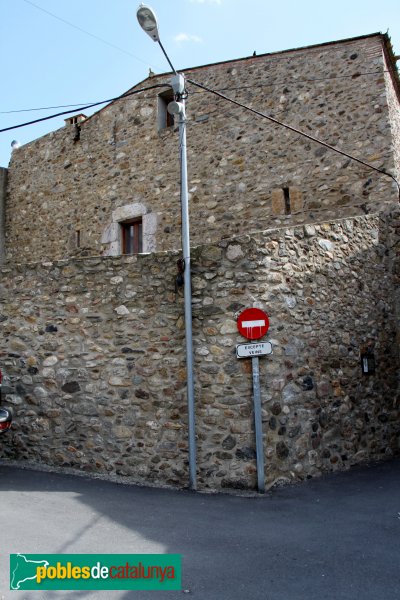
top-left (0, 368), bottom-right (12, 434)
top-left (0, 407), bottom-right (12, 434)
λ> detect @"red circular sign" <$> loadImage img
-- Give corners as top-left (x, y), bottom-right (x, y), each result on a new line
top-left (237, 307), bottom-right (270, 340)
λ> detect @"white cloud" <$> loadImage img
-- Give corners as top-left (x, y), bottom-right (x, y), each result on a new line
top-left (173, 33), bottom-right (203, 44)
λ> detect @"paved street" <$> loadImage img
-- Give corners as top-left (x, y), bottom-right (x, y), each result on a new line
top-left (0, 459), bottom-right (399, 599)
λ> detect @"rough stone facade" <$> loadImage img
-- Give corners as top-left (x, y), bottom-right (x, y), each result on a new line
top-left (0, 168), bottom-right (7, 263)
top-left (5, 34), bottom-right (400, 263)
top-left (1, 213), bottom-right (399, 490)
top-left (1, 33), bottom-right (400, 491)
top-left (384, 49), bottom-right (400, 183)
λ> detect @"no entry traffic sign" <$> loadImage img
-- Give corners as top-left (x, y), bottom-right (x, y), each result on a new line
top-left (237, 307), bottom-right (269, 340)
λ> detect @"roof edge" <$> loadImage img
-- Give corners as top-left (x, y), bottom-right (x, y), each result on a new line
top-left (84, 32), bottom-right (390, 125)
top-left (381, 33), bottom-right (400, 103)
top-left (179, 31), bottom-right (387, 76)
top-left (16, 32), bottom-right (399, 140)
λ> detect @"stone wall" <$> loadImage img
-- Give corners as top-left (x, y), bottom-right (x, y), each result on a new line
top-left (0, 168), bottom-right (7, 263)
top-left (5, 35), bottom-right (400, 264)
top-left (388, 207), bottom-right (400, 360)
top-left (384, 44), bottom-right (400, 183)
top-left (1, 213), bottom-right (398, 490)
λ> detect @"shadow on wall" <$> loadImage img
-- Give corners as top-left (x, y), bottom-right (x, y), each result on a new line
top-left (191, 211), bottom-right (400, 489)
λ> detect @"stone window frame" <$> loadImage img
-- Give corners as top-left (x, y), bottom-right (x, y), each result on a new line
top-left (101, 203), bottom-right (156, 256)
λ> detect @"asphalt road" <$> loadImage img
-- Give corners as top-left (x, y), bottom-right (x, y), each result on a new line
top-left (0, 459), bottom-right (399, 599)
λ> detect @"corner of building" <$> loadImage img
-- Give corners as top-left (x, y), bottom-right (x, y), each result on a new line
top-left (0, 167), bottom-right (7, 264)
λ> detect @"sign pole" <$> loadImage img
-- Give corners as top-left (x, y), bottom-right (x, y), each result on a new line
top-left (251, 355), bottom-right (265, 493)
top-left (236, 307), bottom-right (270, 494)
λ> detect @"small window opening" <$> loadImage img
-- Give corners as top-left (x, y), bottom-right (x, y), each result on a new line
top-left (158, 89), bottom-right (175, 130)
top-left (121, 218), bottom-right (143, 254)
top-left (283, 187), bottom-right (291, 215)
top-left (76, 230), bottom-right (81, 248)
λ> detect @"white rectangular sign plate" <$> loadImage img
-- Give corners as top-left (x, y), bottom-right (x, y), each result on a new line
top-left (236, 342), bottom-right (273, 358)
top-left (241, 319), bottom-right (266, 328)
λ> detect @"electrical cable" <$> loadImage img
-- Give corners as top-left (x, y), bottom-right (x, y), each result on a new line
top-left (187, 70), bottom-right (390, 96)
top-left (0, 84), bottom-right (170, 133)
top-left (186, 77), bottom-right (400, 197)
top-left (21, 0), bottom-right (159, 69)
top-left (0, 69), bottom-right (387, 115)
top-left (0, 103), bottom-right (99, 115)
top-left (2, 70), bottom-right (399, 200)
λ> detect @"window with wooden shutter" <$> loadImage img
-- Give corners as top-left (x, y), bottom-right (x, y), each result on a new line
top-left (121, 218), bottom-right (143, 254)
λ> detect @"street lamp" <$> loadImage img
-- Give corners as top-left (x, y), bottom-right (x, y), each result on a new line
top-left (136, 4), bottom-right (159, 41)
top-left (136, 4), bottom-right (197, 491)
top-left (137, 4), bottom-right (177, 74)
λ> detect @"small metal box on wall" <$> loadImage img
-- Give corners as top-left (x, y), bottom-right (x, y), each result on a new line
top-left (360, 348), bottom-right (376, 375)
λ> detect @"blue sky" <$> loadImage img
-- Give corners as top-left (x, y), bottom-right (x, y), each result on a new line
top-left (1, 0), bottom-right (399, 168)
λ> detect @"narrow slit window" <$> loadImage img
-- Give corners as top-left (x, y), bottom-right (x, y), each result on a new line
top-left (121, 218), bottom-right (143, 254)
top-left (283, 187), bottom-right (291, 215)
top-left (76, 230), bottom-right (81, 248)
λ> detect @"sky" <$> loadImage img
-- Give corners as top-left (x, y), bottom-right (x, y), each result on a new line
top-left (1, 0), bottom-right (399, 168)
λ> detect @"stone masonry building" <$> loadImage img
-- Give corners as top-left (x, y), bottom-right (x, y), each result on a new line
top-left (0, 33), bottom-right (399, 491)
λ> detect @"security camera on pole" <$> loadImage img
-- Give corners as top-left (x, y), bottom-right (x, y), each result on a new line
top-left (136, 4), bottom-right (197, 491)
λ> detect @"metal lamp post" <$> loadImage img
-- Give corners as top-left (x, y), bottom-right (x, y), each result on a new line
top-left (137, 4), bottom-right (197, 490)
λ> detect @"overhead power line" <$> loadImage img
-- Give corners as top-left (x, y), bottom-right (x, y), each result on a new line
top-left (0, 69), bottom-right (387, 115)
top-left (186, 77), bottom-right (400, 197)
top-left (0, 84), bottom-right (169, 133)
top-left (0, 102), bottom-right (98, 115)
top-left (21, 0), bottom-right (158, 69)
top-left (189, 69), bottom-right (389, 96)
top-left (1, 74), bottom-right (398, 199)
